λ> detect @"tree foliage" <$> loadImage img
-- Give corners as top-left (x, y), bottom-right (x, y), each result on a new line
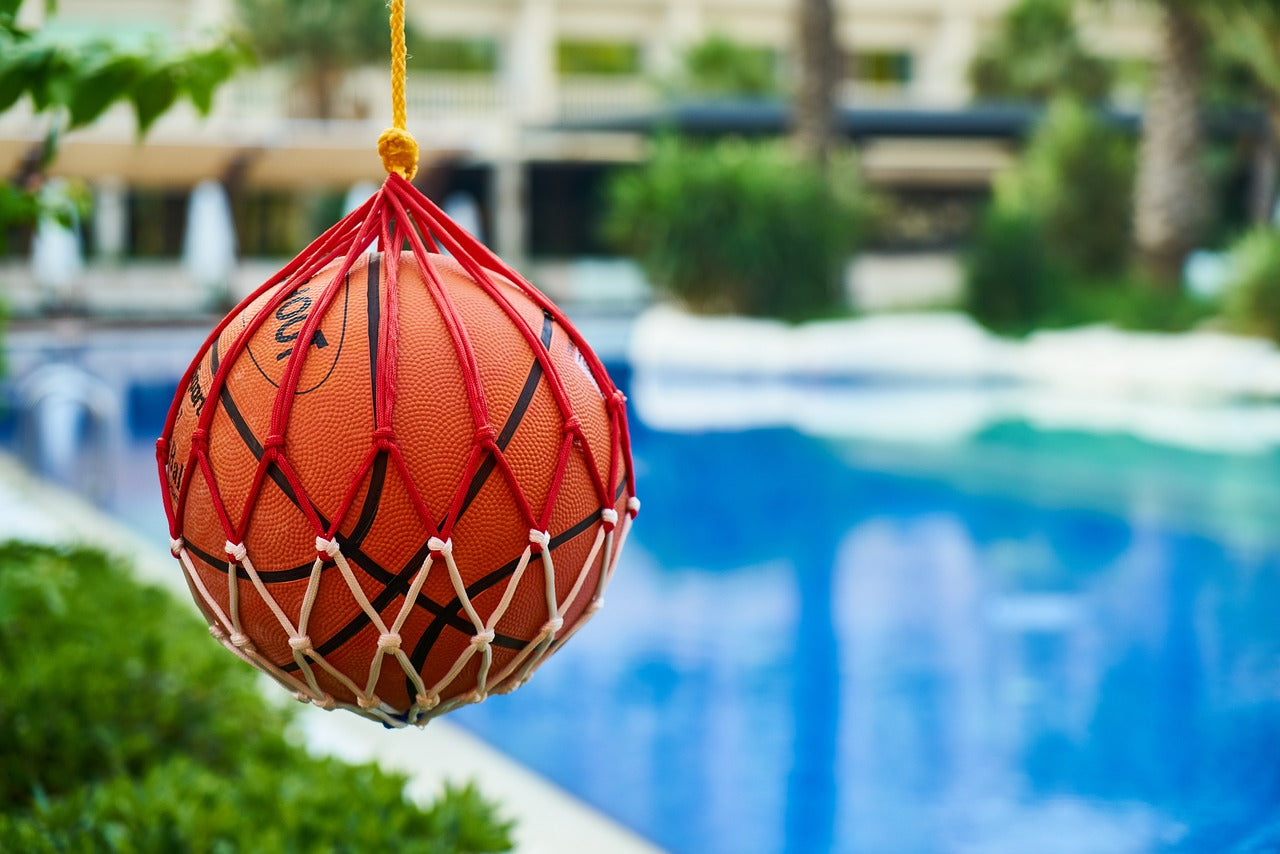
top-left (0, 2), bottom-right (248, 135)
top-left (672, 35), bottom-right (779, 98)
top-left (1223, 228), bottom-right (1280, 343)
top-left (234, 0), bottom-right (388, 71)
top-left (0, 541), bottom-right (515, 852)
top-left (234, 0), bottom-right (387, 118)
top-left (604, 136), bottom-right (867, 320)
top-left (1211, 3), bottom-right (1280, 99)
top-left (0, 1), bottom-right (247, 242)
top-left (970, 0), bottom-right (1113, 102)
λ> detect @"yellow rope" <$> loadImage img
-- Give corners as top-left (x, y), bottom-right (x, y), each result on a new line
top-left (378, 0), bottom-right (419, 180)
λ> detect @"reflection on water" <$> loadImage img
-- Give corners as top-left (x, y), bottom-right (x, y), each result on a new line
top-left (456, 427), bottom-right (1280, 854)
top-left (3, 327), bottom-right (1279, 853)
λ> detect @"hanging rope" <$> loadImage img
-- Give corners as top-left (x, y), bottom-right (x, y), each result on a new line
top-left (378, 0), bottom-right (419, 181)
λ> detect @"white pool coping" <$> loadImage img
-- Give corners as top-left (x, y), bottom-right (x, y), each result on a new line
top-left (629, 307), bottom-right (1280, 454)
top-left (0, 454), bottom-right (664, 854)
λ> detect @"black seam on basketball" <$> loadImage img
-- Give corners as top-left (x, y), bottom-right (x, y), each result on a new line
top-left (214, 339), bottom-right (297, 505)
top-left (215, 385), bottom-right (483, 636)
top-left (348, 451), bottom-right (388, 548)
top-left (367, 253), bottom-right (381, 415)
top-left (448, 311), bottom-right (555, 526)
top-left (242, 273), bottom-right (350, 394)
top-left (185, 539), bottom-right (324, 583)
top-left (347, 255), bottom-right (386, 550)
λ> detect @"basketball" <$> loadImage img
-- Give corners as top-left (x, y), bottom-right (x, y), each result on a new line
top-left (158, 206), bottom-right (637, 727)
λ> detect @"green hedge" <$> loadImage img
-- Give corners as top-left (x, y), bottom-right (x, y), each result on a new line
top-left (964, 98), bottom-right (1151, 336)
top-left (1223, 228), bottom-right (1280, 343)
top-left (994, 97), bottom-right (1134, 280)
top-left (0, 542), bottom-right (513, 853)
top-left (963, 206), bottom-right (1064, 336)
top-left (604, 136), bottom-right (868, 321)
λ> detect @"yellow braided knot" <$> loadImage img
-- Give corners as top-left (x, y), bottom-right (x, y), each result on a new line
top-left (378, 127), bottom-right (419, 181)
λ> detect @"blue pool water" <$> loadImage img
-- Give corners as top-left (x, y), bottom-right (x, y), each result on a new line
top-left (5, 329), bottom-right (1280, 853)
top-left (454, 423), bottom-right (1280, 854)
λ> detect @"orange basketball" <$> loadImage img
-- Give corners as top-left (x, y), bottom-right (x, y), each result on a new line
top-left (158, 178), bottom-right (637, 726)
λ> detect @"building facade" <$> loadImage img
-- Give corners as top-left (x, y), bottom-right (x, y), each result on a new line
top-left (0, 0), bottom-right (1158, 310)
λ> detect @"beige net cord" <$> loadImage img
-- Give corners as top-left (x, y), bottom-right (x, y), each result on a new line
top-left (170, 496), bottom-right (638, 727)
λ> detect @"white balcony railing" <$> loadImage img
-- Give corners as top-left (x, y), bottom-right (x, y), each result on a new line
top-left (405, 73), bottom-right (509, 119)
top-left (219, 68), bottom-right (657, 124)
top-left (558, 76), bottom-right (658, 121)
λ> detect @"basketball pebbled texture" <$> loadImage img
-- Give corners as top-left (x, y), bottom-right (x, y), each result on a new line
top-left (160, 247), bottom-right (634, 723)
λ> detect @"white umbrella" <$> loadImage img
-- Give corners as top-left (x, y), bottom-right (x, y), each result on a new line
top-left (31, 178), bottom-right (85, 306)
top-left (182, 179), bottom-right (237, 299)
top-left (92, 176), bottom-right (128, 261)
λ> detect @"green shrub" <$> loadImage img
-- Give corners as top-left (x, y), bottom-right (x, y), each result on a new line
top-left (969, 0), bottom-right (1114, 102)
top-left (1223, 228), bottom-right (1280, 343)
top-left (964, 212), bottom-right (1216, 336)
top-left (1058, 274), bottom-right (1216, 332)
top-left (963, 206), bottom-right (1064, 336)
top-left (604, 136), bottom-right (868, 321)
top-left (674, 35), bottom-right (779, 98)
top-left (1, 760), bottom-right (510, 854)
top-left (996, 97), bottom-right (1134, 279)
top-left (964, 98), bottom-right (1142, 336)
top-left (0, 542), bottom-right (513, 852)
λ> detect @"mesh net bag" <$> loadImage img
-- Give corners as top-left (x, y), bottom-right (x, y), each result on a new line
top-left (154, 4), bottom-right (638, 728)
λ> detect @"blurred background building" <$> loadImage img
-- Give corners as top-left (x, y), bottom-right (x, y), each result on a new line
top-left (0, 0), bottom-right (1166, 315)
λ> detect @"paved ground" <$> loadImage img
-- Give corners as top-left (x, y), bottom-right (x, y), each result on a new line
top-left (0, 454), bottom-right (663, 854)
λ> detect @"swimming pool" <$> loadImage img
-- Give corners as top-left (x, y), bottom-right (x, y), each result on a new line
top-left (6, 326), bottom-right (1280, 853)
top-left (454, 422), bottom-right (1280, 854)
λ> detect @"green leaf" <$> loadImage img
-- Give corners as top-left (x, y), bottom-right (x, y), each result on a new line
top-left (21, 44), bottom-right (63, 111)
top-left (0, 41), bottom-right (49, 107)
top-left (130, 67), bottom-right (178, 134)
top-left (0, 60), bottom-right (26, 113)
top-left (0, 0), bottom-right (21, 22)
top-left (184, 72), bottom-right (216, 114)
top-left (175, 39), bottom-right (251, 115)
top-left (68, 54), bottom-right (141, 128)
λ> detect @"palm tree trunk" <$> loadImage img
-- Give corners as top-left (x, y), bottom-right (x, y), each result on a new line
top-left (1251, 107), bottom-right (1280, 225)
top-left (294, 62), bottom-right (342, 121)
top-left (1133, 2), bottom-right (1210, 288)
top-left (794, 0), bottom-right (839, 167)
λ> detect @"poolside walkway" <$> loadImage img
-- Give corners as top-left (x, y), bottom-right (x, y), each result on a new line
top-left (0, 454), bottom-right (663, 854)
